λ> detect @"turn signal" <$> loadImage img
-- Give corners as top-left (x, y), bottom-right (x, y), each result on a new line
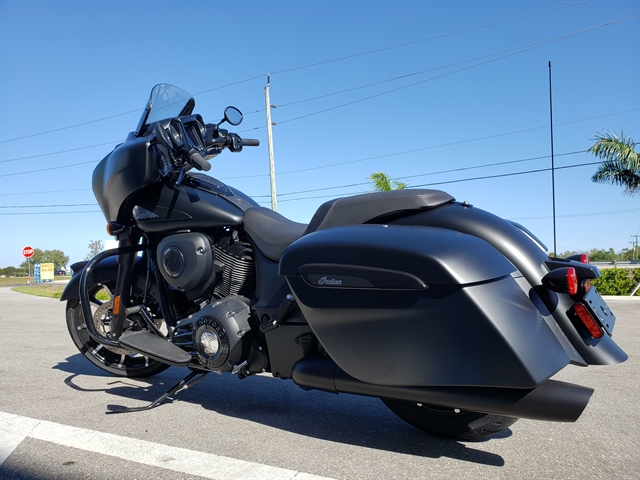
top-left (113, 295), bottom-right (121, 315)
top-left (573, 303), bottom-right (603, 339)
top-left (107, 222), bottom-right (126, 236)
top-left (542, 267), bottom-right (578, 295)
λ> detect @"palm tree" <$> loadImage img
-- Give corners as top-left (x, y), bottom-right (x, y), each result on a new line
top-left (368, 171), bottom-right (407, 192)
top-left (589, 130), bottom-right (639, 196)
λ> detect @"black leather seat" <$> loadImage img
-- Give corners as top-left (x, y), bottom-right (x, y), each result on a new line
top-left (243, 189), bottom-right (455, 261)
top-left (243, 207), bottom-right (307, 261)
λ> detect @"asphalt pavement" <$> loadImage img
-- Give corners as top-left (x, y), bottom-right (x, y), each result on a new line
top-left (0, 287), bottom-right (638, 480)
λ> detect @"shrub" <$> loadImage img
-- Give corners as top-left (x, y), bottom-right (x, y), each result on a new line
top-left (592, 268), bottom-right (639, 296)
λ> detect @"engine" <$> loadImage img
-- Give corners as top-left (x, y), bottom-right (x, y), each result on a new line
top-left (172, 296), bottom-right (253, 372)
top-left (157, 232), bottom-right (214, 295)
top-left (158, 230), bottom-right (261, 372)
top-left (157, 231), bottom-right (255, 302)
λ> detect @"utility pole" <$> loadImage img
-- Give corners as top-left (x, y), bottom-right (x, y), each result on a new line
top-left (265, 75), bottom-right (278, 211)
top-left (631, 235), bottom-right (640, 261)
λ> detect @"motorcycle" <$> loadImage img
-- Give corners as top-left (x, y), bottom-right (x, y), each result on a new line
top-left (61, 84), bottom-right (627, 440)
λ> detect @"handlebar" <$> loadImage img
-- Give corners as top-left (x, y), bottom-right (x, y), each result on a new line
top-left (188, 149), bottom-right (211, 171)
top-left (209, 135), bottom-right (260, 148)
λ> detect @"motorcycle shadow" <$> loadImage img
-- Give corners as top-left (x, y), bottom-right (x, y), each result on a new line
top-left (58, 356), bottom-right (509, 466)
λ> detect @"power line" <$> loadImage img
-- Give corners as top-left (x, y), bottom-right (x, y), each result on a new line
top-left (0, 188), bottom-right (92, 197)
top-left (410, 161), bottom-right (602, 188)
top-left (0, 0), bottom-right (592, 145)
top-left (259, 150), bottom-right (584, 199)
top-left (1, 160), bottom-right (633, 215)
top-left (0, 150), bottom-right (585, 203)
top-left (1, 24), bottom-right (601, 165)
top-left (510, 209), bottom-right (637, 221)
top-left (3, 16), bottom-right (636, 166)
top-left (0, 204), bottom-right (98, 208)
top-left (0, 140), bottom-right (122, 164)
top-left (272, 15), bottom-right (639, 127)
top-left (267, 0), bottom-right (592, 76)
top-left (0, 210), bottom-right (100, 215)
top-left (258, 25), bottom-right (597, 113)
top-left (3, 107), bottom-right (635, 182)
top-left (277, 161), bottom-right (602, 203)
top-left (222, 109), bottom-right (638, 181)
top-left (0, 77), bottom-right (267, 145)
top-left (0, 160), bottom-right (97, 178)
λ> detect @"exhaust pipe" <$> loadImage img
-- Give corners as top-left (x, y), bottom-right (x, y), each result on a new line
top-left (292, 358), bottom-right (593, 422)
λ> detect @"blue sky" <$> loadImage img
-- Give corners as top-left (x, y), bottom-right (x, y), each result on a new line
top-left (1, 0), bottom-right (638, 268)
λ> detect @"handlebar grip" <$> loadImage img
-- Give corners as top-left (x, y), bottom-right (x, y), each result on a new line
top-left (189, 149), bottom-right (211, 171)
top-left (242, 138), bottom-right (260, 147)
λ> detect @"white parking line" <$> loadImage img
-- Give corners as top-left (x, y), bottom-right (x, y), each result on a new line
top-left (0, 411), bottom-right (334, 480)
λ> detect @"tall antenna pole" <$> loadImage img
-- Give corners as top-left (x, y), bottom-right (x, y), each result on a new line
top-left (265, 74), bottom-right (278, 211)
top-left (548, 61), bottom-right (557, 255)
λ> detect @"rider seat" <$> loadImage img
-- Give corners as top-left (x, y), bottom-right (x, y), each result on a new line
top-left (243, 189), bottom-right (455, 261)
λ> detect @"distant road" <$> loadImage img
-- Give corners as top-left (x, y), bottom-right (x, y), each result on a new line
top-left (592, 261), bottom-right (639, 270)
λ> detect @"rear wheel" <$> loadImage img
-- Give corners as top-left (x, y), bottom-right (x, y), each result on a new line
top-left (382, 399), bottom-right (518, 441)
top-left (66, 282), bottom-right (171, 377)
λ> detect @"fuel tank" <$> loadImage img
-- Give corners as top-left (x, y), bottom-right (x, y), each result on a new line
top-left (131, 181), bottom-right (247, 232)
top-left (280, 224), bottom-right (572, 389)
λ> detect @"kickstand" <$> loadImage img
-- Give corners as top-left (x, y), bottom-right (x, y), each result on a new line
top-left (106, 370), bottom-right (208, 414)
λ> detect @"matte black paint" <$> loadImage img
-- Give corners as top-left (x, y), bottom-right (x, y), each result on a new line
top-left (393, 202), bottom-right (628, 365)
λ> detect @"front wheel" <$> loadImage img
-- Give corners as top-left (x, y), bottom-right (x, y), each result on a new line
top-left (382, 398), bottom-right (518, 441)
top-left (66, 282), bottom-right (171, 378)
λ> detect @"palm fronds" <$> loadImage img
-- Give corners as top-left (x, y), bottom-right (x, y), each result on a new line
top-left (589, 130), bottom-right (639, 196)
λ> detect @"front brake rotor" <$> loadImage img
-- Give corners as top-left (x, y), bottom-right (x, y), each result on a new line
top-left (92, 300), bottom-right (136, 355)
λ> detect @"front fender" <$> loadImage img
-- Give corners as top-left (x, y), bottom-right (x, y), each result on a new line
top-left (60, 256), bottom-right (157, 301)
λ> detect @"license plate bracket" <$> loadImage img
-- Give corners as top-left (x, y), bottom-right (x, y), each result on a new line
top-left (584, 287), bottom-right (616, 335)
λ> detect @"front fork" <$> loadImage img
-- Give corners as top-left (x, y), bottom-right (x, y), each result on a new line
top-left (109, 236), bottom-right (141, 339)
top-left (79, 233), bottom-right (148, 348)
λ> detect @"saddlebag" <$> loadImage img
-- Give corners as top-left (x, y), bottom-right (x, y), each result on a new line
top-left (279, 224), bottom-right (571, 389)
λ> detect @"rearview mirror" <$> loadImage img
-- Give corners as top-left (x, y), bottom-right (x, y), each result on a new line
top-left (223, 106), bottom-right (243, 126)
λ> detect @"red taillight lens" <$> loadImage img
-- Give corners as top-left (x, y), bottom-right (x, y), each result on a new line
top-left (566, 253), bottom-right (589, 264)
top-left (574, 303), bottom-right (603, 339)
top-left (542, 267), bottom-right (578, 295)
top-left (567, 267), bottom-right (578, 295)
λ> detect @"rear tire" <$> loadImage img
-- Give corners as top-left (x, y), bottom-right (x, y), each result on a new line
top-left (66, 281), bottom-right (171, 378)
top-left (382, 398), bottom-right (518, 441)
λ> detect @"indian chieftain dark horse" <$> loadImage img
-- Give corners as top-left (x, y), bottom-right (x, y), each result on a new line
top-left (61, 84), bottom-right (626, 440)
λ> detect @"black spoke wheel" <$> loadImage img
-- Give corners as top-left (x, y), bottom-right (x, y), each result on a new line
top-left (382, 398), bottom-right (518, 441)
top-left (66, 282), bottom-right (171, 377)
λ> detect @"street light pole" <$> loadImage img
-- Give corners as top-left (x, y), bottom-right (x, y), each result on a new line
top-left (548, 61), bottom-right (557, 255)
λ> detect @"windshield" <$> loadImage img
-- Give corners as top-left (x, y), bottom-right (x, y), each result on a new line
top-left (135, 84), bottom-right (194, 135)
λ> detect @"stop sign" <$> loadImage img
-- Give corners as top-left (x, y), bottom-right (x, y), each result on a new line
top-left (22, 246), bottom-right (34, 258)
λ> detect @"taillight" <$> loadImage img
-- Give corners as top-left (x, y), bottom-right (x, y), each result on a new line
top-left (567, 267), bottom-right (578, 295)
top-left (573, 303), bottom-right (603, 339)
top-left (567, 253), bottom-right (589, 264)
top-left (542, 267), bottom-right (578, 295)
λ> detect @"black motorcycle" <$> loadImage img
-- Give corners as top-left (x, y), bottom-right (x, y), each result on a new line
top-left (61, 84), bottom-right (626, 440)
